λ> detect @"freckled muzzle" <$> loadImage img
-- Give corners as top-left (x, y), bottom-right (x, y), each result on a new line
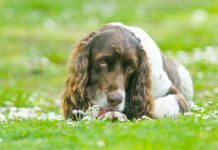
top-left (97, 89), bottom-right (126, 117)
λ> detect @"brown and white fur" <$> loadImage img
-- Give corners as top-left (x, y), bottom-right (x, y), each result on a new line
top-left (62, 22), bottom-right (194, 121)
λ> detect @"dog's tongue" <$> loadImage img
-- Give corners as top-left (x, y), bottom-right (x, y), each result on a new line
top-left (98, 108), bottom-right (109, 117)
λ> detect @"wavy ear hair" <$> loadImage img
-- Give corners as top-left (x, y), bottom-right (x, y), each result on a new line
top-left (62, 32), bottom-right (96, 119)
top-left (124, 43), bottom-right (154, 119)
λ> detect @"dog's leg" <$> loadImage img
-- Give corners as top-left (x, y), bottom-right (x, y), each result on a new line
top-left (153, 85), bottom-right (189, 118)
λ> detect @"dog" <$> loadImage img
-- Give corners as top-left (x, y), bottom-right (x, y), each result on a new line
top-left (62, 22), bottom-right (194, 121)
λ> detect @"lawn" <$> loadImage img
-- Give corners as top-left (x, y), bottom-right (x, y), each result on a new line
top-left (0, 0), bottom-right (218, 149)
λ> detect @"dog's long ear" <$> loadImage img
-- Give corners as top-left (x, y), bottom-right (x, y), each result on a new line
top-left (125, 47), bottom-right (154, 119)
top-left (62, 32), bottom-right (95, 119)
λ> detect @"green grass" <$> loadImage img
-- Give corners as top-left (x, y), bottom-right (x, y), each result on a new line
top-left (0, 0), bottom-right (218, 149)
top-left (0, 109), bottom-right (218, 150)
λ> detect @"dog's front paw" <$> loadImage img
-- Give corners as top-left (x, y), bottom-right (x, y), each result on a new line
top-left (99, 111), bottom-right (128, 122)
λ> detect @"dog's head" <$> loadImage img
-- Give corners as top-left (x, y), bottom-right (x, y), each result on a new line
top-left (62, 25), bottom-right (153, 119)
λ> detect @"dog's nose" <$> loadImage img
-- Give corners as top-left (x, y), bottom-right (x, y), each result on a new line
top-left (107, 90), bottom-right (123, 106)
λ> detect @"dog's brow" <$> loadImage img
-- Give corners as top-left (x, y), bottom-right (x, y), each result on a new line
top-left (95, 53), bottom-right (113, 60)
top-left (123, 50), bottom-right (137, 58)
top-left (94, 47), bottom-right (121, 59)
top-left (122, 50), bottom-right (139, 65)
top-left (111, 46), bottom-right (121, 53)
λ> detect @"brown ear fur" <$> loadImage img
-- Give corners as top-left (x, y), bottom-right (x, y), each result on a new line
top-left (62, 32), bottom-right (95, 119)
top-left (124, 46), bottom-right (154, 119)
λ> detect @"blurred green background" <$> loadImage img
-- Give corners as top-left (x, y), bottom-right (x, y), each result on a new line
top-left (0, 0), bottom-right (218, 110)
top-left (0, 0), bottom-right (218, 149)
top-left (0, 0), bottom-right (218, 109)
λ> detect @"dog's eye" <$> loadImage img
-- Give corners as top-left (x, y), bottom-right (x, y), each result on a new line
top-left (98, 59), bottom-right (107, 66)
top-left (126, 66), bottom-right (134, 73)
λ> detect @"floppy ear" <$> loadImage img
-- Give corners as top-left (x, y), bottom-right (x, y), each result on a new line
top-left (124, 47), bottom-right (154, 119)
top-left (62, 32), bottom-right (95, 119)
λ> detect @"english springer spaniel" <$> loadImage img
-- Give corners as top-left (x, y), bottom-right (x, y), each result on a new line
top-left (62, 22), bottom-right (194, 121)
